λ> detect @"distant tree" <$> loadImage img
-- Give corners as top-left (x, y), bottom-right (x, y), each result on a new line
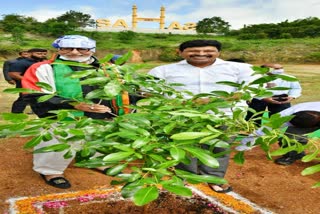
top-left (196, 16), bottom-right (230, 34)
top-left (0, 14), bottom-right (39, 33)
top-left (279, 33), bottom-right (292, 39)
top-left (55, 10), bottom-right (96, 28)
top-left (118, 30), bottom-right (137, 42)
top-left (37, 18), bottom-right (75, 36)
top-left (11, 26), bottom-right (25, 44)
top-left (0, 14), bottom-right (40, 44)
top-left (235, 17), bottom-right (320, 39)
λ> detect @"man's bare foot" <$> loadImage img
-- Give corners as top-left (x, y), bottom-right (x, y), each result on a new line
top-left (208, 183), bottom-right (232, 193)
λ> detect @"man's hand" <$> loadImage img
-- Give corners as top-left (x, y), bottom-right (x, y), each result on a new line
top-left (278, 96), bottom-right (294, 104)
top-left (8, 72), bottom-right (23, 80)
top-left (193, 98), bottom-right (211, 105)
top-left (7, 80), bottom-right (16, 85)
top-left (74, 103), bottom-right (112, 113)
top-left (262, 97), bottom-right (281, 104)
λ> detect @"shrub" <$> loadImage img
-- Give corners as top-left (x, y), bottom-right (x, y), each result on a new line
top-left (237, 32), bottom-right (268, 40)
top-left (158, 48), bottom-right (182, 62)
top-left (305, 52), bottom-right (320, 62)
top-left (118, 30), bottom-right (137, 42)
top-left (279, 33), bottom-right (293, 39)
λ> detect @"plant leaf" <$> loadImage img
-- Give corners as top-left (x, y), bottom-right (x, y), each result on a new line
top-left (162, 184), bottom-right (192, 197)
top-left (170, 147), bottom-right (185, 160)
top-left (80, 77), bottom-right (109, 85)
top-left (183, 147), bottom-right (219, 168)
top-left (102, 151), bottom-right (134, 162)
top-left (132, 138), bottom-right (149, 149)
top-left (301, 164), bottom-right (320, 176)
top-left (24, 135), bottom-right (43, 149)
top-left (3, 88), bottom-right (37, 94)
top-left (37, 94), bottom-right (56, 103)
top-left (33, 143), bottom-right (70, 153)
top-left (107, 164), bottom-right (128, 176)
top-left (133, 186), bottom-right (159, 206)
top-left (35, 82), bottom-right (53, 91)
top-left (170, 132), bottom-right (212, 140)
top-left (301, 150), bottom-right (319, 162)
top-left (175, 169), bottom-right (226, 184)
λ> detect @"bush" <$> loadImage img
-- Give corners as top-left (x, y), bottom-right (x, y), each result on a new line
top-left (237, 32), bottom-right (268, 40)
top-left (0, 44), bottom-right (22, 56)
top-left (279, 33), bottom-right (293, 39)
top-left (118, 30), bottom-right (137, 42)
top-left (158, 48), bottom-right (182, 62)
top-left (237, 33), bottom-right (254, 40)
top-left (305, 52), bottom-right (320, 62)
top-left (152, 34), bottom-right (168, 39)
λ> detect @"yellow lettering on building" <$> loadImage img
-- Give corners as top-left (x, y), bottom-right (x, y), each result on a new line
top-left (112, 19), bottom-right (128, 28)
top-left (183, 22), bottom-right (197, 30)
top-left (167, 21), bottom-right (183, 30)
top-left (96, 19), bottom-right (111, 28)
top-left (96, 5), bottom-right (196, 31)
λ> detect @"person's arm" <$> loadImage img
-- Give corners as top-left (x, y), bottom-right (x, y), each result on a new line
top-left (148, 66), bottom-right (166, 79)
top-left (261, 97), bottom-right (282, 104)
top-left (22, 62), bottom-right (111, 117)
top-left (8, 72), bottom-right (24, 80)
top-left (237, 63), bottom-right (258, 85)
top-left (2, 61), bottom-right (15, 84)
top-left (8, 61), bottom-right (26, 81)
top-left (282, 81), bottom-right (302, 103)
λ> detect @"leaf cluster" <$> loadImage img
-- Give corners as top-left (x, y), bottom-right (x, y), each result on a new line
top-left (1, 54), bottom-right (319, 205)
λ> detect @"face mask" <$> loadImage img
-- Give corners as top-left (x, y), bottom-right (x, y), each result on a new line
top-left (59, 55), bottom-right (92, 62)
top-left (269, 68), bottom-right (284, 75)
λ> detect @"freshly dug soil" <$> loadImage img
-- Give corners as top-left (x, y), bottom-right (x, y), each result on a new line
top-left (0, 137), bottom-right (319, 214)
top-left (42, 192), bottom-right (228, 214)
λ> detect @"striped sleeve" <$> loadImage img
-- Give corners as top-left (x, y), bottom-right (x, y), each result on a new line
top-left (22, 60), bottom-right (56, 93)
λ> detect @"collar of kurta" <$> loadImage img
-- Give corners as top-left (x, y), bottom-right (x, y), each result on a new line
top-left (178, 58), bottom-right (227, 67)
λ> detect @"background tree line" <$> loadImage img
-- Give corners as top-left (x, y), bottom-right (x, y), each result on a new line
top-left (1, 11), bottom-right (320, 64)
top-left (0, 11), bottom-right (95, 43)
top-left (0, 10), bottom-right (320, 43)
top-left (196, 16), bottom-right (320, 39)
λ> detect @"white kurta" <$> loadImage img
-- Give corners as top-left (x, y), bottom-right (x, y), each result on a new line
top-left (269, 74), bottom-right (302, 98)
top-left (148, 58), bottom-right (257, 115)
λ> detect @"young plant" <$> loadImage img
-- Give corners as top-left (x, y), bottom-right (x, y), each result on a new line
top-left (1, 54), bottom-right (319, 206)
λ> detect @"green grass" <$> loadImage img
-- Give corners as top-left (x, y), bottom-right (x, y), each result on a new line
top-left (0, 63), bottom-right (318, 116)
top-left (0, 31), bottom-right (319, 112)
top-left (1, 31), bottom-right (320, 63)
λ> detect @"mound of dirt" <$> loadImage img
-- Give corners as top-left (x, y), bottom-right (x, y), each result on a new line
top-left (0, 137), bottom-right (319, 214)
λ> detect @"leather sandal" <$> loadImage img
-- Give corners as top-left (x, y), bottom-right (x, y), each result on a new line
top-left (40, 174), bottom-right (71, 189)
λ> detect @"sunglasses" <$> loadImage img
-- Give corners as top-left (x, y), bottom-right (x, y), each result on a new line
top-left (59, 48), bottom-right (92, 53)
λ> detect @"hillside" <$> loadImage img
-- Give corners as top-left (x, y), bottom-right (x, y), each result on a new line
top-left (1, 31), bottom-right (320, 64)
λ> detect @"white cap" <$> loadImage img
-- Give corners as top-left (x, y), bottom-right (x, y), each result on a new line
top-left (52, 35), bottom-right (96, 52)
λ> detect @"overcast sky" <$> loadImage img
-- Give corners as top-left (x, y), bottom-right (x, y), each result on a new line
top-left (2, 0), bottom-right (320, 29)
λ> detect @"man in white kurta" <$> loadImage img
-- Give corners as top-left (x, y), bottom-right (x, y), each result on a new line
top-left (246, 63), bottom-right (302, 125)
top-left (148, 39), bottom-right (256, 193)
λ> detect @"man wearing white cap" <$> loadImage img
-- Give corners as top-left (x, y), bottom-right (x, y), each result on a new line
top-left (22, 35), bottom-right (112, 189)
